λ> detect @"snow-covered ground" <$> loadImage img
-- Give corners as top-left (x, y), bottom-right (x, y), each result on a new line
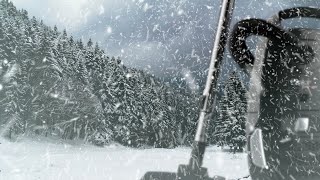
top-left (0, 137), bottom-right (250, 180)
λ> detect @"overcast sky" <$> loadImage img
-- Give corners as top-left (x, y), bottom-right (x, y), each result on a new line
top-left (10, 0), bottom-right (320, 91)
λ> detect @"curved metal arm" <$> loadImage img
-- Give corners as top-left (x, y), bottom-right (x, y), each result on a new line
top-left (279, 7), bottom-right (320, 20)
top-left (229, 18), bottom-right (301, 67)
top-left (230, 7), bottom-right (320, 68)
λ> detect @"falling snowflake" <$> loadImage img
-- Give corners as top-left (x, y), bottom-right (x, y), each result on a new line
top-left (177, 9), bottom-right (184, 15)
top-left (99, 5), bottom-right (104, 15)
top-left (205, 5), bottom-right (214, 10)
top-left (3, 63), bottom-right (18, 83)
top-left (265, 1), bottom-right (272, 6)
top-left (106, 26), bottom-right (112, 34)
top-left (50, 93), bottom-right (59, 98)
top-left (143, 3), bottom-right (152, 12)
top-left (126, 73), bottom-right (133, 78)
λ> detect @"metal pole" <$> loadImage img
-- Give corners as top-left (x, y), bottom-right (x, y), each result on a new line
top-left (188, 0), bottom-right (235, 170)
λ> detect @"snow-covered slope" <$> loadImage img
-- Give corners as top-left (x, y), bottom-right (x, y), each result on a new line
top-left (0, 138), bottom-right (250, 180)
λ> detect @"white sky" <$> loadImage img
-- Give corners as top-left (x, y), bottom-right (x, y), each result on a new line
top-left (10, 0), bottom-right (111, 31)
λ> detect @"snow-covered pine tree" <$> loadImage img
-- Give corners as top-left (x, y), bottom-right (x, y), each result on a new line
top-left (213, 94), bottom-right (231, 148)
top-left (214, 72), bottom-right (247, 152)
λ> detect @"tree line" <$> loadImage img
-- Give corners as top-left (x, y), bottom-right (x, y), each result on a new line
top-left (0, 0), bottom-right (200, 148)
top-left (0, 0), bottom-right (247, 150)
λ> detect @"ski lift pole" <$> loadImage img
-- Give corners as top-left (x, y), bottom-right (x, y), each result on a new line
top-left (188, 0), bottom-right (235, 171)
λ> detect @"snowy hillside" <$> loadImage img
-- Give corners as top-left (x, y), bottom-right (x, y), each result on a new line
top-left (0, 137), bottom-right (250, 180)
